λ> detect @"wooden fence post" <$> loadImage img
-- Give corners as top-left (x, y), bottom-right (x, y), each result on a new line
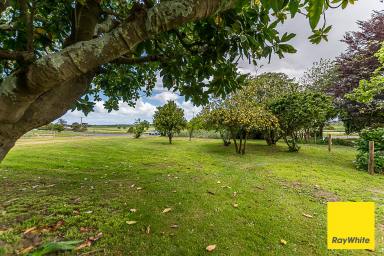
top-left (368, 141), bottom-right (375, 175)
top-left (328, 134), bottom-right (332, 152)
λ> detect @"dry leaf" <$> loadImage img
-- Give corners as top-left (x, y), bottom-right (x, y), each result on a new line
top-left (130, 208), bottom-right (137, 213)
top-left (207, 190), bottom-right (215, 195)
top-left (233, 192), bottom-right (237, 197)
top-left (130, 184), bottom-right (135, 188)
top-left (233, 203), bottom-right (239, 208)
top-left (146, 225), bottom-right (151, 234)
top-left (136, 187), bottom-right (143, 190)
top-left (206, 244), bottom-right (216, 252)
top-left (170, 224), bottom-right (179, 229)
top-left (162, 208), bottom-right (172, 213)
top-left (76, 232), bottom-right (103, 250)
top-left (303, 213), bottom-right (313, 218)
top-left (216, 181), bottom-right (221, 184)
top-left (280, 239), bottom-right (287, 245)
top-left (19, 245), bottom-right (34, 254)
top-left (23, 226), bottom-right (37, 234)
top-left (126, 221), bottom-right (137, 225)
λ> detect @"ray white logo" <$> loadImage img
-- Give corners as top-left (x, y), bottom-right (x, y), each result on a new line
top-left (331, 236), bottom-right (370, 245)
top-left (327, 202), bottom-right (375, 250)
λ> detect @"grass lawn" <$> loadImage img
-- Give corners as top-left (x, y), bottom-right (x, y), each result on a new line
top-left (0, 137), bottom-right (383, 255)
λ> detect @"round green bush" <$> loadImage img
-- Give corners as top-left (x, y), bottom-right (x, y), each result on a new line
top-left (355, 128), bottom-right (384, 173)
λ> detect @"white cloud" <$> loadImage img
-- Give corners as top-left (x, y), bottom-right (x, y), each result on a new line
top-left (151, 91), bottom-right (180, 104)
top-left (180, 101), bottom-right (202, 120)
top-left (62, 99), bottom-right (156, 124)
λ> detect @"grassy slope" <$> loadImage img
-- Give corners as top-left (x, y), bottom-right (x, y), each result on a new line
top-left (0, 137), bottom-right (383, 255)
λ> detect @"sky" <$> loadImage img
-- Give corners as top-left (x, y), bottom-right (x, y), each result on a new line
top-left (62, 0), bottom-right (384, 125)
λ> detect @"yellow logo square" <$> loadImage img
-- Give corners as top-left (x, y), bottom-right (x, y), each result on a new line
top-left (327, 202), bottom-right (375, 250)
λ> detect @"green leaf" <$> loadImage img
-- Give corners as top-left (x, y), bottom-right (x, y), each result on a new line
top-left (308, 0), bottom-right (324, 29)
top-left (288, 0), bottom-right (300, 18)
top-left (281, 33), bottom-right (296, 42)
top-left (279, 44), bottom-right (297, 53)
top-left (29, 241), bottom-right (82, 256)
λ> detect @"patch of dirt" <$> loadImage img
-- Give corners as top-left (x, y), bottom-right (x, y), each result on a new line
top-left (279, 180), bottom-right (339, 203)
top-left (313, 189), bottom-right (339, 202)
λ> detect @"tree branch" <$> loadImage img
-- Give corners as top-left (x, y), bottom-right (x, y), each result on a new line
top-left (0, 0), bottom-right (236, 124)
top-left (94, 15), bottom-right (120, 36)
top-left (0, 49), bottom-right (34, 62)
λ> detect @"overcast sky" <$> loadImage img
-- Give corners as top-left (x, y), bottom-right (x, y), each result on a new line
top-left (62, 1), bottom-right (384, 125)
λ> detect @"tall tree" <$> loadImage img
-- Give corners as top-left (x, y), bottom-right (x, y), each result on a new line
top-left (327, 11), bottom-right (384, 133)
top-left (0, 0), bottom-right (353, 161)
top-left (153, 101), bottom-right (187, 144)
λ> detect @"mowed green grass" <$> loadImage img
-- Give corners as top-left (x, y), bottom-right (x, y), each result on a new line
top-left (0, 137), bottom-right (383, 255)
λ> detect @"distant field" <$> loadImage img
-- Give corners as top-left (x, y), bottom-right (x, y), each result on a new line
top-left (1, 137), bottom-right (382, 255)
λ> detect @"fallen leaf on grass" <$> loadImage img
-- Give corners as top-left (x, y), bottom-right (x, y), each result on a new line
top-left (126, 221), bottom-right (137, 225)
top-left (84, 211), bottom-right (93, 214)
top-left (170, 224), bottom-right (179, 229)
top-left (207, 190), bottom-right (215, 195)
top-left (162, 208), bottom-right (172, 213)
top-left (23, 226), bottom-right (38, 235)
top-left (79, 227), bottom-right (94, 233)
top-left (18, 245), bottom-right (34, 254)
top-left (23, 220), bottom-right (64, 236)
top-left (75, 232), bottom-right (103, 251)
top-left (216, 181), bottom-right (221, 184)
top-left (280, 239), bottom-right (287, 245)
top-left (303, 213), bottom-right (313, 218)
top-left (136, 187), bottom-right (143, 190)
top-left (130, 208), bottom-right (137, 213)
top-left (206, 244), bottom-right (216, 252)
top-left (146, 225), bottom-right (151, 234)
top-left (233, 203), bottom-right (239, 208)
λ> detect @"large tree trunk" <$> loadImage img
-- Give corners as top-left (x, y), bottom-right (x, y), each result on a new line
top-left (0, 0), bottom-right (235, 162)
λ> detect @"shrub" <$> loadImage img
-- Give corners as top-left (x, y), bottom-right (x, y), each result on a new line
top-left (355, 128), bottom-right (384, 173)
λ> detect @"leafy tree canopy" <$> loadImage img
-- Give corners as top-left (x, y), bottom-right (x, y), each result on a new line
top-left (0, 0), bottom-right (356, 160)
top-left (326, 11), bottom-right (384, 133)
top-left (269, 91), bottom-right (334, 151)
top-left (347, 44), bottom-right (384, 106)
top-left (0, 0), bottom-right (353, 112)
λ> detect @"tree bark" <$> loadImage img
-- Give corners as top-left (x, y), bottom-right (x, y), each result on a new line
top-left (0, 0), bottom-right (235, 162)
top-left (168, 134), bottom-right (172, 144)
